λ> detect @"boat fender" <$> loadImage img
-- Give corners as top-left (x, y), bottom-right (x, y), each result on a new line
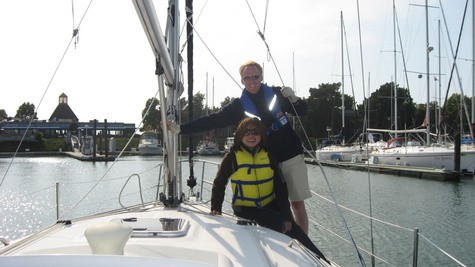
top-left (84, 221), bottom-right (133, 255)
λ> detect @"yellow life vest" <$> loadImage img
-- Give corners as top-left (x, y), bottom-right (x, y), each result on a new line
top-left (230, 148), bottom-right (275, 207)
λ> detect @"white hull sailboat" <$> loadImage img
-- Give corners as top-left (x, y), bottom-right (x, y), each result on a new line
top-left (368, 136), bottom-right (475, 174)
top-left (365, 125), bottom-right (475, 174)
top-left (315, 12), bottom-right (369, 164)
top-left (363, 1), bottom-right (475, 175)
top-left (316, 144), bottom-right (363, 162)
top-left (0, 1), bottom-right (332, 266)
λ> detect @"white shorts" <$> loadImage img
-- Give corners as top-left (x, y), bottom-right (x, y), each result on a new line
top-left (278, 154), bottom-right (311, 201)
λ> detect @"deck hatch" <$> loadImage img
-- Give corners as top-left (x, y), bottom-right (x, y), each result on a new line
top-left (111, 217), bottom-right (190, 237)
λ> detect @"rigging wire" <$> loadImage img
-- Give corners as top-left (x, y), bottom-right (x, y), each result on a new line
top-left (262, 0), bottom-right (269, 34)
top-left (0, 0), bottom-right (94, 191)
top-left (242, 0), bottom-right (317, 156)
top-left (439, 0), bottom-right (473, 138)
top-left (243, 0), bottom-right (313, 151)
top-left (244, 0), bottom-right (284, 86)
top-left (179, 1), bottom-right (247, 92)
top-left (395, 10), bottom-right (411, 94)
top-left (179, 0), bottom-right (207, 54)
top-left (64, 85), bottom-right (161, 217)
top-left (0, 0), bottom-right (161, 217)
top-left (189, 26), bottom-right (242, 89)
top-left (71, 0), bottom-right (79, 48)
top-left (342, 15), bottom-right (359, 124)
top-left (352, 3), bottom-right (374, 265)
top-left (355, 0), bottom-right (366, 101)
top-left (243, 2), bottom-right (366, 266)
top-left (303, 147), bottom-right (366, 267)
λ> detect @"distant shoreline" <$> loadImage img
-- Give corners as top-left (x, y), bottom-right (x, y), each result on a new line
top-left (0, 150), bottom-right (218, 159)
top-left (0, 151), bottom-right (131, 159)
top-left (0, 151), bottom-right (67, 158)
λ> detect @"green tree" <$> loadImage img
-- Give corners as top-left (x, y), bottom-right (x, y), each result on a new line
top-left (181, 92), bottom-right (205, 122)
top-left (307, 83), bottom-right (340, 139)
top-left (0, 109), bottom-right (7, 121)
top-left (220, 96), bottom-right (238, 137)
top-left (15, 102), bottom-right (37, 120)
top-left (306, 82), bottom-right (357, 141)
top-left (443, 93), bottom-right (472, 135)
top-left (140, 98), bottom-right (161, 132)
top-left (220, 96), bottom-right (235, 107)
top-left (365, 82), bottom-right (415, 130)
top-left (414, 103), bottom-right (427, 128)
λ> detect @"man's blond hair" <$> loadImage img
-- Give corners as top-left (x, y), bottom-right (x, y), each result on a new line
top-left (239, 61), bottom-right (263, 77)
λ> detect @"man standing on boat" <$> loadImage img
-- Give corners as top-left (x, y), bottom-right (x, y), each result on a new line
top-left (167, 61), bottom-right (311, 234)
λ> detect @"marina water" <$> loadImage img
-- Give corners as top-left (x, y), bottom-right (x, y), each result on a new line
top-left (0, 155), bottom-right (474, 266)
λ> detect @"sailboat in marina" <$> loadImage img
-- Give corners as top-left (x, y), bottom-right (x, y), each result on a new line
top-left (315, 12), bottom-right (368, 162)
top-left (0, 1), bottom-right (333, 266)
top-left (196, 74), bottom-right (220, 155)
top-left (366, 0), bottom-right (475, 174)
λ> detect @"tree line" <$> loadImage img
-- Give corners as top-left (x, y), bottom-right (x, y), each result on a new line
top-left (2, 82), bottom-right (469, 149)
top-left (139, 82), bottom-right (472, 149)
top-left (0, 102), bottom-right (37, 121)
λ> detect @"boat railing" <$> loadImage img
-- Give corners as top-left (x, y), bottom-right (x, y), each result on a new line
top-left (181, 158), bottom-right (220, 202)
top-left (310, 190), bottom-right (466, 266)
top-left (179, 158), bottom-right (467, 266)
top-left (24, 157), bottom-right (467, 266)
top-left (182, 159), bottom-right (464, 265)
top-left (46, 158), bottom-right (219, 223)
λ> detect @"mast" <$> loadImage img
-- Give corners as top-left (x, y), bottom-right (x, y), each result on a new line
top-left (438, 19), bottom-right (442, 144)
top-left (367, 73), bottom-right (371, 129)
top-left (132, 0), bottom-right (182, 206)
top-left (393, 0), bottom-right (398, 137)
top-left (167, 0), bottom-right (181, 205)
top-left (132, 0), bottom-right (174, 84)
top-left (425, 0), bottom-right (431, 145)
top-left (341, 11), bottom-right (345, 145)
top-left (472, 0), bottom-right (475, 138)
top-left (356, 0), bottom-right (367, 139)
top-left (205, 72), bottom-right (208, 115)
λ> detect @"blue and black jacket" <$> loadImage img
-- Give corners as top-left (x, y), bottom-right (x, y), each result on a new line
top-left (180, 84), bottom-right (307, 162)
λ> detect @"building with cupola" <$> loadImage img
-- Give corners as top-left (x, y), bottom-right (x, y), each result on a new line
top-left (0, 93), bottom-right (135, 142)
top-left (49, 93), bottom-right (79, 122)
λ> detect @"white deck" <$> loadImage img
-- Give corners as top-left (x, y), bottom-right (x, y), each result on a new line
top-left (0, 200), bottom-right (331, 267)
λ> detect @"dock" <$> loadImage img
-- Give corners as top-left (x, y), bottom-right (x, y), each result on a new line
top-left (305, 158), bottom-right (471, 180)
top-left (1, 151), bottom-right (470, 180)
top-left (0, 151), bottom-right (132, 162)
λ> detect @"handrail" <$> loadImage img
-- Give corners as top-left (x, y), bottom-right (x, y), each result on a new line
top-left (310, 190), bottom-right (467, 266)
top-left (118, 174), bottom-right (145, 210)
top-left (177, 158), bottom-right (220, 201)
top-left (25, 157), bottom-right (467, 266)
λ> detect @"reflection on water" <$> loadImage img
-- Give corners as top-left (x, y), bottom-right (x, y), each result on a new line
top-left (0, 155), bottom-right (474, 266)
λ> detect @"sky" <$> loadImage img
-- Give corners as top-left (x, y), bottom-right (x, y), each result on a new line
top-left (0, 0), bottom-right (472, 127)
